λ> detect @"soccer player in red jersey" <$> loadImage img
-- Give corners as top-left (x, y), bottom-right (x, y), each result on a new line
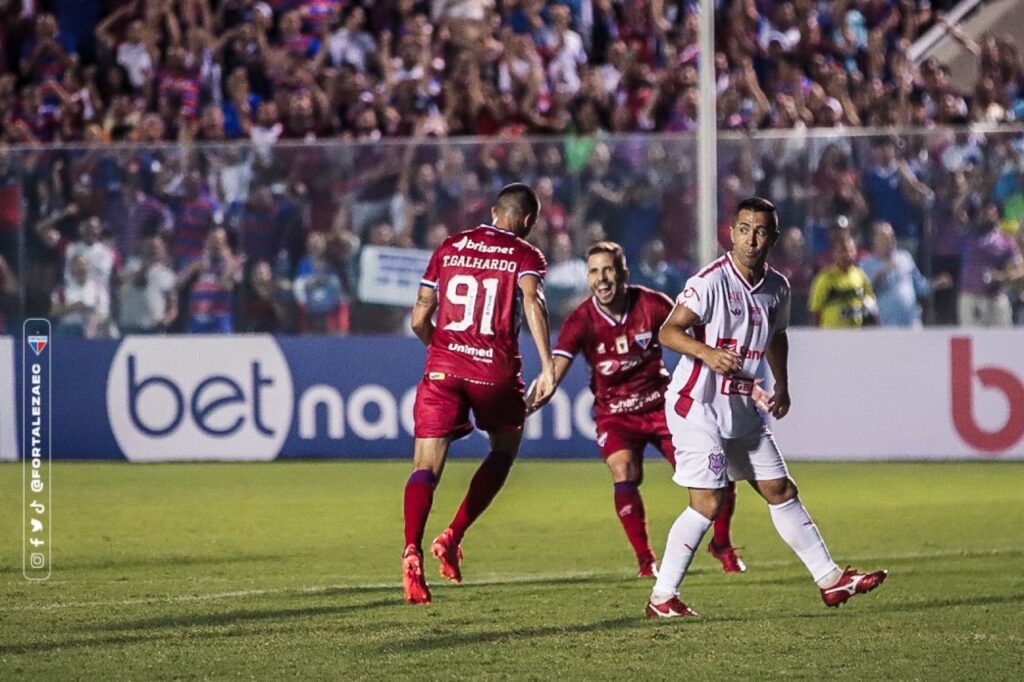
top-left (531, 242), bottom-right (745, 578)
top-left (402, 183), bottom-right (556, 605)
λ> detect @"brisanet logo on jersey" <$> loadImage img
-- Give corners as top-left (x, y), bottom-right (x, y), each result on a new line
top-left (107, 336), bottom-right (294, 461)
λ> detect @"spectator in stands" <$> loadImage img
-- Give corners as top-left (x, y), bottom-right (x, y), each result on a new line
top-left (958, 202), bottom-right (1024, 328)
top-left (0, 253), bottom-right (18, 334)
top-left (544, 232), bottom-right (589, 326)
top-left (293, 231), bottom-right (346, 334)
top-left (50, 252), bottom-right (113, 339)
top-left (225, 183), bottom-right (294, 267)
top-left (861, 136), bottom-right (933, 260)
top-left (859, 221), bottom-right (952, 327)
top-left (630, 237), bottom-right (686, 300)
top-left (238, 259), bottom-right (292, 333)
top-left (169, 169), bottom-right (221, 268)
top-left (178, 227), bottom-right (242, 334)
top-left (96, 6), bottom-right (157, 97)
top-left (104, 166), bottom-right (173, 263)
top-left (20, 13), bottom-right (73, 86)
top-left (771, 226), bottom-right (813, 327)
top-left (118, 235), bottom-right (178, 334)
top-left (809, 230), bottom-right (877, 328)
top-left (328, 4), bottom-right (376, 72)
top-left (63, 216), bottom-right (117, 290)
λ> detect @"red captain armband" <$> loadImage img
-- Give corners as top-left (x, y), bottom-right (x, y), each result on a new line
top-left (720, 375), bottom-right (755, 397)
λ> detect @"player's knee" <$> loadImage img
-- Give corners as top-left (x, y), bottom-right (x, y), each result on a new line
top-left (689, 490), bottom-right (724, 519)
top-left (607, 462), bottom-right (638, 483)
top-left (759, 477), bottom-right (798, 505)
top-left (488, 449), bottom-right (516, 467)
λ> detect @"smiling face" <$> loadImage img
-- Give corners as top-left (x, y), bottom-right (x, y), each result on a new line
top-left (730, 208), bottom-right (777, 272)
top-left (587, 250), bottom-right (625, 308)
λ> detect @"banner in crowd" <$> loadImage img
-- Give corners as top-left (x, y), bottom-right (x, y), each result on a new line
top-left (3, 330), bottom-right (1023, 461)
top-left (357, 246), bottom-right (431, 307)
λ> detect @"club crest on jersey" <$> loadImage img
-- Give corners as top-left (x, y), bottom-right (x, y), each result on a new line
top-left (634, 331), bottom-right (652, 350)
top-left (728, 290), bottom-right (743, 315)
top-left (615, 335), bottom-right (629, 354)
top-left (27, 335), bottom-right (48, 355)
top-left (707, 447), bottom-right (726, 476)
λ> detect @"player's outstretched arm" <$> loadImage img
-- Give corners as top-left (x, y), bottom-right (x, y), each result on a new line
top-left (410, 285), bottom-right (438, 346)
top-left (527, 354), bottom-right (571, 414)
top-left (765, 330), bottom-right (791, 419)
top-left (520, 274), bottom-right (556, 409)
top-left (659, 303), bottom-right (742, 375)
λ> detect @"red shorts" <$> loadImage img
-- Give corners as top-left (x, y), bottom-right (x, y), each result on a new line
top-left (594, 408), bottom-right (676, 466)
top-left (413, 372), bottom-right (526, 439)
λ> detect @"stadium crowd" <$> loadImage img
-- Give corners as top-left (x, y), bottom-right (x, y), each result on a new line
top-left (0, 0), bottom-right (1022, 336)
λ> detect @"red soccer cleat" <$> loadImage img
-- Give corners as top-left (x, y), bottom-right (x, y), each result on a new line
top-left (708, 541), bottom-right (747, 573)
top-left (637, 557), bottom-right (658, 578)
top-left (820, 567), bottom-right (888, 607)
top-left (430, 529), bottom-right (464, 584)
top-left (645, 596), bottom-right (698, 619)
top-left (402, 544), bottom-right (432, 605)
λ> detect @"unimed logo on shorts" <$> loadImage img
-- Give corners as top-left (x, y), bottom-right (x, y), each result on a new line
top-left (107, 337), bottom-right (294, 461)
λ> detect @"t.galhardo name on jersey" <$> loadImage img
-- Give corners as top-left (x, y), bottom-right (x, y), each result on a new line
top-left (441, 235), bottom-right (518, 272)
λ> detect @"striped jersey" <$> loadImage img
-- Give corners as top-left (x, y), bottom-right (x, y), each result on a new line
top-left (667, 253), bottom-right (790, 438)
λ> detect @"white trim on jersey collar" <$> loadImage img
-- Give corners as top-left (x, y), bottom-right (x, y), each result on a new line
top-left (590, 293), bottom-right (630, 327)
top-left (725, 253), bottom-right (766, 293)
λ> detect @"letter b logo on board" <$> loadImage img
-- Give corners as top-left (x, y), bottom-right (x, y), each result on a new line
top-left (107, 337), bottom-right (294, 461)
top-left (950, 337), bottom-right (1024, 453)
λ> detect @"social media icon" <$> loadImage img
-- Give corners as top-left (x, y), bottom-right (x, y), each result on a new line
top-left (30, 518), bottom-right (43, 533)
top-left (29, 553), bottom-right (45, 569)
top-left (30, 500), bottom-right (45, 514)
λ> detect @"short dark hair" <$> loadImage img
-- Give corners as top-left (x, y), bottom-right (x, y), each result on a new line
top-left (736, 196), bottom-right (779, 234)
top-left (494, 183), bottom-right (540, 222)
top-left (586, 241), bottom-right (628, 277)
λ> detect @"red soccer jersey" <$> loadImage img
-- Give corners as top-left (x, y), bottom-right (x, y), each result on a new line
top-left (555, 285), bottom-right (673, 418)
top-left (421, 224), bottom-right (547, 384)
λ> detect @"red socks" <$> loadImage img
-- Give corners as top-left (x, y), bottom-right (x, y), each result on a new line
top-left (449, 451), bottom-right (515, 544)
top-left (403, 469), bottom-right (437, 549)
top-left (711, 481), bottom-right (737, 548)
top-left (614, 481), bottom-right (654, 563)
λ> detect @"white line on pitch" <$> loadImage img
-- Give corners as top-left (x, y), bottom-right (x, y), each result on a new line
top-left (1, 546), bottom-right (1018, 613)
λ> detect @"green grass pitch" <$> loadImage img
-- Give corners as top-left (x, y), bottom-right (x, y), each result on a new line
top-left (1, 460), bottom-right (1022, 680)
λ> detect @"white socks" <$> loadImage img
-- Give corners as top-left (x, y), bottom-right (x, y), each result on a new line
top-left (768, 497), bottom-right (842, 587)
top-left (651, 507), bottom-right (712, 602)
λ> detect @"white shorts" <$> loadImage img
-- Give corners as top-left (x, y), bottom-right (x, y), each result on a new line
top-left (667, 405), bottom-right (789, 489)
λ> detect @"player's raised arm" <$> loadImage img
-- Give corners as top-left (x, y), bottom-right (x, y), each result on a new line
top-left (520, 273), bottom-right (556, 410)
top-left (765, 329), bottom-right (791, 419)
top-left (659, 303), bottom-right (742, 376)
top-left (410, 284), bottom-right (438, 346)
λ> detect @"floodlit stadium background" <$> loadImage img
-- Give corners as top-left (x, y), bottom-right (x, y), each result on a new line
top-left (1, 0), bottom-right (1023, 678)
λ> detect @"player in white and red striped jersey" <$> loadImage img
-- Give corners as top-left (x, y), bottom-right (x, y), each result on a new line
top-left (645, 197), bottom-right (887, 619)
top-left (401, 183), bottom-right (556, 605)
top-left (536, 242), bottom-right (745, 577)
